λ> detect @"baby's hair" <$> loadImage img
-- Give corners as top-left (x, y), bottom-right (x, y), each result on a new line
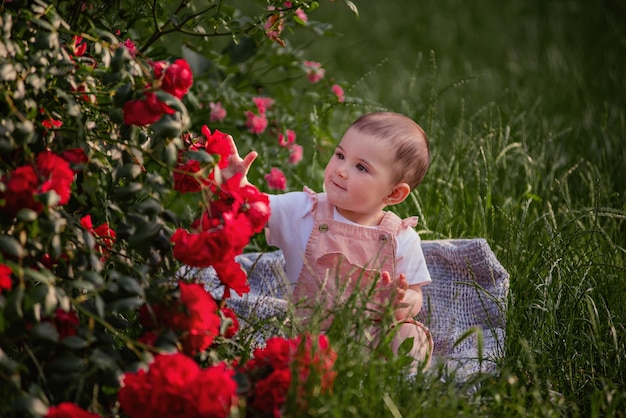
top-left (348, 112), bottom-right (431, 189)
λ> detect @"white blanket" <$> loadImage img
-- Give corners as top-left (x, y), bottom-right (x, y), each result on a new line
top-left (195, 238), bottom-right (510, 380)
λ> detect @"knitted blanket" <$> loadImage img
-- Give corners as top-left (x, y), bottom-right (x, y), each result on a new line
top-left (197, 238), bottom-right (509, 380)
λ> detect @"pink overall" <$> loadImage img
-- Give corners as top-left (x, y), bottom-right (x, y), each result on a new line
top-left (292, 189), bottom-right (433, 367)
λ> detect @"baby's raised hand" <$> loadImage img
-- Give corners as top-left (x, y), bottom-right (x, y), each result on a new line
top-left (221, 135), bottom-right (257, 185)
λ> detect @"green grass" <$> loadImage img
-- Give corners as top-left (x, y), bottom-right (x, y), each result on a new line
top-left (270, 0), bottom-right (626, 416)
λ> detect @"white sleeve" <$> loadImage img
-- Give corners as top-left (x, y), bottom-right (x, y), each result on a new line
top-left (265, 192), bottom-right (314, 284)
top-left (395, 228), bottom-right (431, 286)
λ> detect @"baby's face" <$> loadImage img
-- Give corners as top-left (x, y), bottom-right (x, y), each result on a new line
top-left (323, 128), bottom-right (398, 226)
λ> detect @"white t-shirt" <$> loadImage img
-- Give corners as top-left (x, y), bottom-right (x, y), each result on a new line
top-left (265, 191), bottom-right (431, 287)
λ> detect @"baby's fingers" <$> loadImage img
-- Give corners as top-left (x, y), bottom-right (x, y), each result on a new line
top-left (380, 271), bottom-right (393, 285)
top-left (242, 150), bottom-right (258, 170)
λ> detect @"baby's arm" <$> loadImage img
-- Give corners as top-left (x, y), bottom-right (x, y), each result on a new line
top-left (221, 135), bottom-right (257, 186)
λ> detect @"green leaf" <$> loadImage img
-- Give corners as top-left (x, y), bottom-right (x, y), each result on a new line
top-left (16, 208), bottom-right (38, 222)
top-left (114, 163), bottom-right (143, 182)
top-left (61, 335), bottom-right (90, 350)
top-left (117, 276), bottom-right (145, 297)
top-left (81, 271), bottom-right (104, 287)
top-left (30, 322), bottom-right (59, 343)
top-left (110, 45), bottom-right (132, 72)
top-left (90, 348), bottom-right (119, 371)
top-left (4, 285), bottom-right (25, 319)
top-left (91, 28), bottom-right (118, 44)
top-left (48, 353), bottom-right (86, 373)
top-left (13, 121), bottom-right (35, 144)
top-left (113, 83), bottom-right (133, 108)
top-left (23, 268), bottom-right (56, 285)
top-left (29, 283), bottom-right (58, 317)
top-left (113, 182), bottom-right (144, 200)
top-left (71, 280), bottom-right (96, 292)
top-left (223, 36), bottom-right (257, 65)
top-left (12, 394), bottom-right (48, 418)
top-left (128, 219), bottom-right (161, 242)
top-left (107, 297), bottom-right (144, 313)
top-left (135, 198), bottom-right (162, 217)
top-left (186, 149), bottom-right (214, 164)
top-left (162, 138), bottom-right (180, 165)
top-left (0, 347), bottom-right (20, 373)
top-left (396, 336), bottom-right (415, 357)
top-left (343, 0), bottom-right (359, 18)
top-left (94, 295), bottom-right (105, 318)
top-left (0, 236), bottom-right (26, 258)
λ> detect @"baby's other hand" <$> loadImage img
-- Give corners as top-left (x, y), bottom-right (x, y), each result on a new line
top-left (380, 271), bottom-right (410, 309)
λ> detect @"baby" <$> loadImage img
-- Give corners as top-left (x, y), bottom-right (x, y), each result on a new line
top-left (227, 112), bottom-right (433, 370)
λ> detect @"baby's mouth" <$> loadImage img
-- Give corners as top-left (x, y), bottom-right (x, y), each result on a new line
top-left (331, 180), bottom-right (346, 191)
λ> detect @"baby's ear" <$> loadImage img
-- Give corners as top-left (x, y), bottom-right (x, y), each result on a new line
top-left (385, 183), bottom-right (411, 205)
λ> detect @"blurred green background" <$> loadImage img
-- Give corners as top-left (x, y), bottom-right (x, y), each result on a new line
top-left (300, 0), bottom-right (625, 185)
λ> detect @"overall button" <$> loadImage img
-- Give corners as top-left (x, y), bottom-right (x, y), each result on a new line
top-left (319, 224), bottom-right (329, 233)
top-left (379, 234), bottom-right (388, 244)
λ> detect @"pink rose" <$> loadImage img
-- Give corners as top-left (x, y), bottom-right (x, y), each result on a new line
top-left (303, 60), bottom-right (325, 83)
top-left (288, 144), bottom-right (303, 165)
top-left (209, 101), bottom-right (227, 122)
top-left (264, 167), bottom-right (287, 190)
top-left (245, 111), bottom-right (268, 135)
top-left (332, 84), bottom-right (345, 103)
top-left (278, 129), bottom-right (296, 147)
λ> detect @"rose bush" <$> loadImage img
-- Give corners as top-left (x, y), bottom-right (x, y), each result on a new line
top-left (0, 1), bottom-right (356, 416)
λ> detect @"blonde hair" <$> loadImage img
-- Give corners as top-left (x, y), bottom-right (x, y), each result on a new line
top-left (348, 112), bottom-right (430, 189)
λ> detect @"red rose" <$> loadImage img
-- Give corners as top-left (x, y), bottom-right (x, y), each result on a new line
top-left (245, 334), bottom-right (338, 415)
top-left (153, 59), bottom-right (193, 99)
top-left (137, 285), bottom-right (220, 355)
top-left (119, 353), bottom-right (199, 417)
top-left (170, 227), bottom-right (232, 268)
top-left (220, 307), bottom-right (239, 338)
top-left (250, 368), bottom-right (291, 417)
top-left (71, 36), bottom-right (87, 57)
top-left (123, 92), bottom-right (174, 126)
top-left (119, 353), bottom-right (237, 418)
top-left (173, 159), bottom-right (204, 193)
top-left (215, 174), bottom-right (270, 234)
top-left (61, 148), bottom-right (89, 172)
top-left (238, 184), bottom-right (271, 234)
top-left (177, 283), bottom-right (221, 355)
top-left (93, 222), bottom-right (116, 252)
top-left (0, 264), bottom-right (13, 293)
top-left (1, 165), bottom-right (40, 215)
top-left (80, 215), bottom-right (116, 256)
top-left (201, 125), bottom-right (232, 169)
top-left (41, 118), bottom-right (63, 130)
top-left (36, 151), bottom-right (75, 205)
top-left (292, 333), bottom-right (338, 393)
top-left (45, 402), bottom-right (100, 418)
top-left (137, 330), bottom-right (159, 347)
top-left (191, 362), bottom-right (238, 417)
top-left (213, 259), bottom-right (250, 297)
top-left (0, 151), bottom-right (74, 216)
top-left (53, 308), bottom-right (80, 338)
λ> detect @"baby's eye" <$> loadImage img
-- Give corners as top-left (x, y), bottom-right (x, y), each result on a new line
top-left (335, 152), bottom-right (344, 160)
top-left (356, 163), bottom-right (368, 172)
